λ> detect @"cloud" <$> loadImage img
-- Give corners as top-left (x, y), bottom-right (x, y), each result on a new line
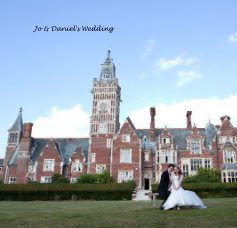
top-left (30, 95), bottom-right (237, 142)
top-left (228, 33), bottom-right (237, 43)
top-left (32, 105), bottom-right (90, 138)
top-left (177, 71), bottom-right (202, 86)
top-left (144, 39), bottom-right (156, 57)
top-left (156, 55), bottom-right (195, 70)
top-left (129, 94), bottom-right (237, 129)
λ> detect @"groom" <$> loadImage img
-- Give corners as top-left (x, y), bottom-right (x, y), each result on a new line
top-left (158, 164), bottom-right (174, 210)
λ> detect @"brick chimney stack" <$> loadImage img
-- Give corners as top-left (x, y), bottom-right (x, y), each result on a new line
top-left (186, 111), bottom-right (192, 129)
top-left (220, 115), bottom-right (230, 122)
top-left (150, 107), bottom-right (156, 142)
top-left (23, 123), bottom-right (33, 139)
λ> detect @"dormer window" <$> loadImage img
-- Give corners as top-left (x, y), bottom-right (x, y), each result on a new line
top-left (8, 133), bottom-right (18, 143)
top-left (191, 139), bottom-right (200, 154)
top-left (221, 136), bottom-right (233, 143)
top-left (162, 138), bottom-right (170, 144)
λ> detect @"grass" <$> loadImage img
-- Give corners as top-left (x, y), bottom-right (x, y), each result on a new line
top-left (0, 198), bottom-right (237, 227)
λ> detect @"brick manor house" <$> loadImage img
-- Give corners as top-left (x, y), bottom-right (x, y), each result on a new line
top-left (2, 51), bottom-right (237, 188)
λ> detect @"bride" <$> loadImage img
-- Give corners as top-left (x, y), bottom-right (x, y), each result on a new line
top-left (163, 166), bottom-right (207, 210)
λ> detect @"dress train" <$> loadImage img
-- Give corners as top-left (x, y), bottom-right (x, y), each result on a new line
top-left (163, 175), bottom-right (206, 210)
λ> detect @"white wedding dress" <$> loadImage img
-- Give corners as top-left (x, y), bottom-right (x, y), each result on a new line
top-left (163, 174), bottom-right (207, 210)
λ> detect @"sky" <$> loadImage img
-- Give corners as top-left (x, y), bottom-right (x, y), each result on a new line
top-left (0, 0), bottom-right (237, 158)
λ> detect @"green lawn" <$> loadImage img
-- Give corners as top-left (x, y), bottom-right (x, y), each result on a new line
top-left (0, 198), bottom-right (236, 227)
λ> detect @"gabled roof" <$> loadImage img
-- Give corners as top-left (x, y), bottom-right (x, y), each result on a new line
top-left (8, 108), bottom-right (23, 133)
top-left (126, 117), bottom-right (136, 131)
top-left (161, 126), bottom-right (170, 135)
top-left (222, 141), bottom-right (236, 150)
top-left (136, 126), bottom-right (217, 151)
top-left (54, 138), bottom-right (89, 164)
top-left (30, 138), bottom-right (89, 165)
top-left (114, 117), bottom-right (138, 140)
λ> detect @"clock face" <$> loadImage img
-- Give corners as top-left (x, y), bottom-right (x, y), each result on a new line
top-left (100, 102), bottom-right (107, 111)
top-left (99, 101), bottom-right (110, 112)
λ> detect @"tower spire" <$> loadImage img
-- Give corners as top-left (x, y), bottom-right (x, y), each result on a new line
top-left (7, 107), bottom-right (24, 146)
top-left (100, 50), bottom-right (116, 81)
top-left (8, 107), bottom-right (23, 133)
top-left (105, 50), bottom-right (112, 63)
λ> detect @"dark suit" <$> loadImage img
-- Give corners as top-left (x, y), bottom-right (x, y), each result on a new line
top-left (158, 170), bottom-right (171, 208)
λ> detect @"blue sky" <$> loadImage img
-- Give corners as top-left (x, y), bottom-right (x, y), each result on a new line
top-left (1, 0), bottom-right (237, 158)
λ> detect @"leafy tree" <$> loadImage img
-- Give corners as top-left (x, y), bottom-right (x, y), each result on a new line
top-left (51, 174), bottom-right (70, 184)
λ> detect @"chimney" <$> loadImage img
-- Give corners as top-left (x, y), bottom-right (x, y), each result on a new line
top-left (150, 107), bottom-right (156, 142)
top-left (23, 123), bottom-right (33, 139)
top-left (215, 125), bottom-right (220, 130)
top-left (186, 111), bottom-right (192, 129)
top-left (220, 115), bottom-right (230, 122)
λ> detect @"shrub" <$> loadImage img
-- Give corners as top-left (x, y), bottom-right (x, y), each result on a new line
top-left (152, 182), bottom-right (237, 198)
top-left (76, 173), bottom-right (99, 184)
top-left (27, 180), bottom-right (39, 184)
top-left (76, 172), bottom-right (114, 184)
top-left (183, 168), bottom-right (221, 183)
top-left (0, 183), bottom-right (134, 201)
top-left (51, 174), bottom-right (70, 184)
top-left (123, 179), bottom-right (136, 190)
top-left (96, 172), bottom-right (113, 184)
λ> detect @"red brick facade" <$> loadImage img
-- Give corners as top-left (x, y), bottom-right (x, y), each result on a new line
top-left (34, 139), bottom-right (62, 183)
top-left (111, 118), bottom-right (141, 187)
top-left (89, 134), bottom-right (113, 174)
top-left (2, 51), bottom-right (237, 187)
top-left (69, 148), bottom-right (86, 182)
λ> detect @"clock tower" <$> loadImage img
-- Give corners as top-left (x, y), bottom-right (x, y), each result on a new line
top-left (88, 50), bottom-right (121, 173)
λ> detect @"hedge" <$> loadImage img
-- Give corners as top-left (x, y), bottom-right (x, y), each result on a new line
top-left (152, 182), bottom-right (237, 198)
top-left (0, 183), bottom-right (134, 201)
